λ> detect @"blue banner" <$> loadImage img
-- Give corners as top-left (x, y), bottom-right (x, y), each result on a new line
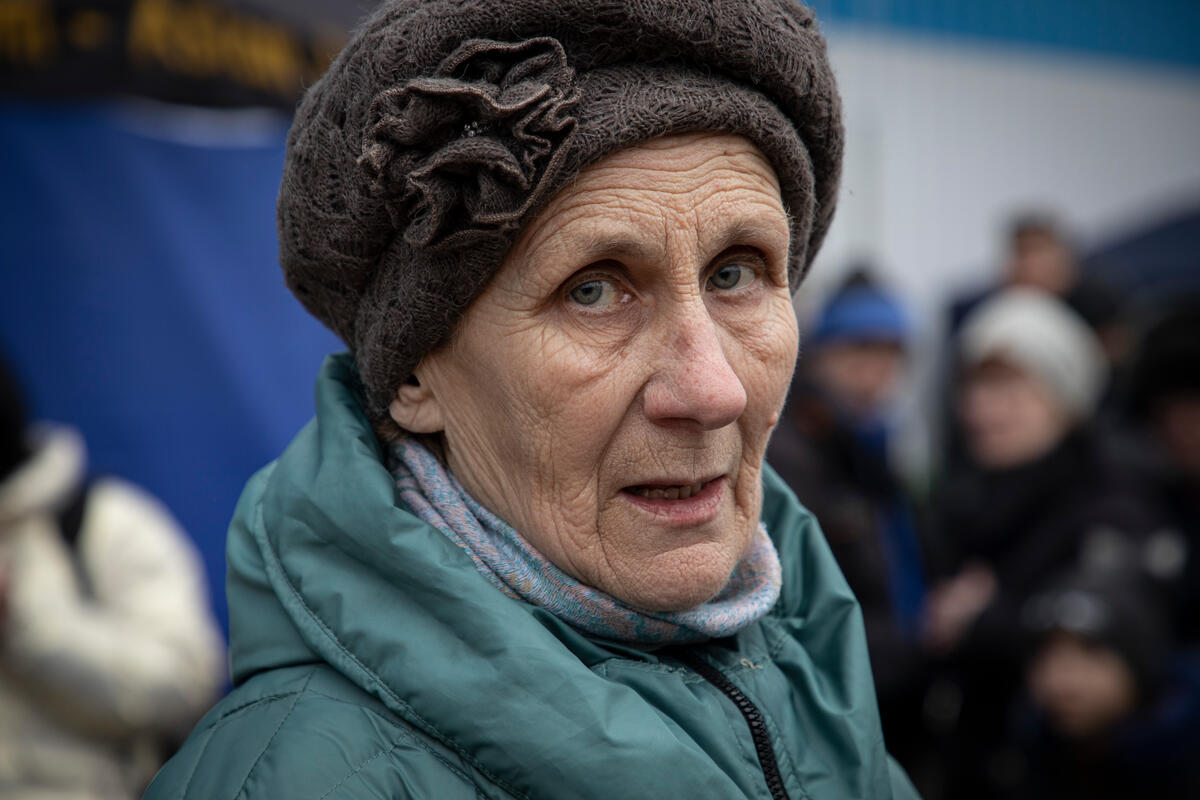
top-left (0, 101), bottom-right (341, 635)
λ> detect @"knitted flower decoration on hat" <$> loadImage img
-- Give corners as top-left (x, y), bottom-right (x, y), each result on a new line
top-left (359, 37), bottom-right (579, 249)
top-left (278, 0), bottom-right (844, 422)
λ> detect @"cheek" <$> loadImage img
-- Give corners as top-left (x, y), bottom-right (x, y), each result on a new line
top-left (522, 337), bottom-right (632, 450)
top-left (734, 297), bottom-right (799, 429)
top-left (1012, 387), bottom-right (1063, 441)
top-left (867, 355), bottom-right (903, 398)
top-left (459, 323), bottom-right (637, 521)
top-left (962, 386), bottom-right (1010, 435)
top-left (727, 297), bottom-right (798, 500)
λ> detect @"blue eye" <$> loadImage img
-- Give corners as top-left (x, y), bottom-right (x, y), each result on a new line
top-left (709, 262), bottom-right (757, 291)
top-left (568, 279), bottom-right (617, 307)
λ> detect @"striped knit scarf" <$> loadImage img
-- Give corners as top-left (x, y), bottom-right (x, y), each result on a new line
top-left (388, 437), bottom-right (782, 644)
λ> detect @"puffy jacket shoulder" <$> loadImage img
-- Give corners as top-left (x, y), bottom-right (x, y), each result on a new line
top-left (146, 664), bottom-right (487, 800)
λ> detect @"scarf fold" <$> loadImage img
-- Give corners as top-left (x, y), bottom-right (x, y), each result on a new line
top-left (388, 437), bottom-right (782, 644)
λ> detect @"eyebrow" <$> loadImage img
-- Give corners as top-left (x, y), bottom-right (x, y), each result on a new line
top-left (709, 220), bottom-right (789, 255)
top-left (575, 233), bottom-right (662, 264)
top-left (573, 218), bottom-right (787, 265)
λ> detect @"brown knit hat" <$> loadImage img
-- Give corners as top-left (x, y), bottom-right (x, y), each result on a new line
top-left (279, 0), bottom-right (844, 422)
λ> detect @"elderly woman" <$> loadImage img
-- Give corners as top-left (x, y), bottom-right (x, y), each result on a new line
top-left (146, 2), bottom-right (918, 798)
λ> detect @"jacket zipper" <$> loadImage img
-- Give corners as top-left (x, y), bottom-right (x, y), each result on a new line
top-left (675, 650), bottom-right (790, 800)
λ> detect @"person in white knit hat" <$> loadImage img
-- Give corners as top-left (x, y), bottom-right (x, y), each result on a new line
top-left (920, 288), bottom-right (1168, 800)
top-left (956, 288), bottom-right (1106, 469)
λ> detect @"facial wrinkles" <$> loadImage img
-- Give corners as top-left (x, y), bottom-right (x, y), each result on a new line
top-left (435, 294), bottom-right (611, 578)
top-left (583, 176), bottom-right (783, 586)
top-left (607, 157), bottom-right (782, 571)
top-left (422, 133), bottom-right (797, 607)
top-left (518, 148), bottom-right (785, 268)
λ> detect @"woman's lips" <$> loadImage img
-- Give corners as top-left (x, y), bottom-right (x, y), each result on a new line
top-left (619, 476), bottom-right (726, 525)
top-left (625, 479), bottom-right (707, 500)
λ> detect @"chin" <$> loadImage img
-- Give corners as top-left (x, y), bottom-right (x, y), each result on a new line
top-left (612, 540), bottom-right (747, 613)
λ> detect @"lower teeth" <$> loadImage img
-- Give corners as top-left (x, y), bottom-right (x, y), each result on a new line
top-left (631, 481), bottom-right (705, 500)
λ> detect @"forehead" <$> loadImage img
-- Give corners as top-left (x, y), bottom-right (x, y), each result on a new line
top-left (1014, 229), bottom-right (1063, 250)
top-left (964, 356), bottom-right (1035, 384)
top-left (510, 132), bottom-right (789, 265)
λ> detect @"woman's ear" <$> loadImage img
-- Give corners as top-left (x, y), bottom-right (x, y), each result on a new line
top-left (388, 373), bottom-right (445, 433)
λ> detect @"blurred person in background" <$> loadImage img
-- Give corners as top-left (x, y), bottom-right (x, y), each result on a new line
top-left (947, 213), bottom-right (1079, 335)
top-left (941, 213), bottom-right (1130, 469)
top-left (0, 355), bottom-right (224, 800)
top-left (768, 272), bottom-right (930, 769)
top-left (1016, 569), bottom-right (1200, 800)
top-left (949, 213), bottom-right (1123, 341)
top-left (922, 289), bottom-right (1166, 800)
top-left (1122, 296), bottom-right (1200, 645)
top-left (996, 212), bottom-right (1080, 299)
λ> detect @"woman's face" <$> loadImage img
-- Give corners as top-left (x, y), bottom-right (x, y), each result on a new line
top-left (402, 132), bottom-right (798, 612)
top-left (811, 339), bottom-right (906, 421)
top-left (960, 357), bottom-right (1071, 469)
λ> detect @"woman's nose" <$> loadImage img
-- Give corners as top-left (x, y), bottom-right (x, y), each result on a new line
top-left (642, 307), bottom-right (748, 430)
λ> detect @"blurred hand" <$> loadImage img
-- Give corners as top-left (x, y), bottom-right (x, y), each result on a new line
top-left (1029, 632), bottom-right (1138, 738)
top-left (922, 562), bottom-right (998, 653)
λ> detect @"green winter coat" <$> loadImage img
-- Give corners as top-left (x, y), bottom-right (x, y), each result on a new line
top-left (146, 355), bottom-right (920, 800)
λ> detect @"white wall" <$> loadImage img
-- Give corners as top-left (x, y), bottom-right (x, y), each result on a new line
top-left (809, 28), bottom-right (1200, 322)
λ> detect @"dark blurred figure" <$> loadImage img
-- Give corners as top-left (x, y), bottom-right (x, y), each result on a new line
top-left (923, 289), bottom-right (1166, 800)
top-left (945, 213), bottom-right (1130, 437)
top-left (1122, 296), bottom-right (1200, 645)
top-left (768, 273), bottom-right (930, 767)
top-left (0, 356), bottom-right (224, 799)
top-left (998, 212), bottom-right (1079, 295)
top-left (950, 212), bottom-right (1125, 342)
top-left (1014, 569), bottom-right (1200, 800)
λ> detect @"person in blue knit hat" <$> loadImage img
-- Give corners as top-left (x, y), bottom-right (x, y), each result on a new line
top-left (807, 273), bottom-right (912, 422)
top-left (768, 270), bottom-right (931, 783)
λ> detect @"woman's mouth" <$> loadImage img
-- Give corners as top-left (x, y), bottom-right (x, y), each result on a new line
top-left (619, 476), bottom-right (726, 525)
top-left (625, 480), bottom-right (707, 500)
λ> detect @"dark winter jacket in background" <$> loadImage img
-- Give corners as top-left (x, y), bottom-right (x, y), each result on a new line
top-left (1015, 653), bottom-right (1200, 800)
top-left (767, 383), bottom-right (929, 760)
top-left (932, 429), bottom-right (1163, 659)
top-left (927, 427), bottom-right (1165, 800)
top-left (1158, 474), bottom-right (1200, 645)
